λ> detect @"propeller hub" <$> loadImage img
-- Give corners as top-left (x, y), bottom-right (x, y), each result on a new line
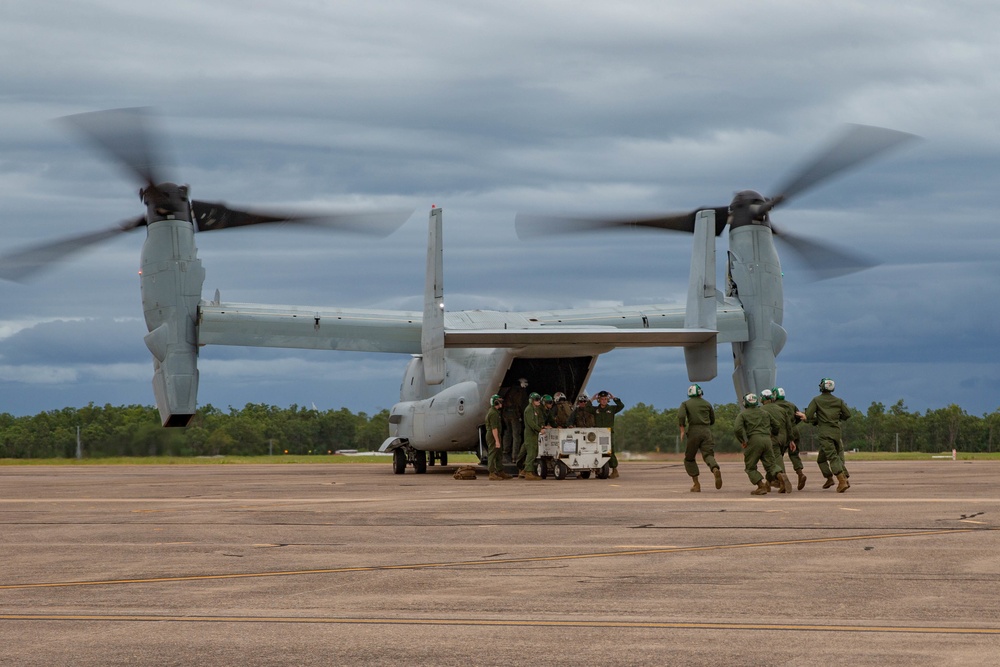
top-left (729, 190), bottom-right (771, 230)
top-left (141, 183), bottom-right (192, 223)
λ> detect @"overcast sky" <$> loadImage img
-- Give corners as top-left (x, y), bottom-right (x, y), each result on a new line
top-left (1, 1), bottom-right (998, 420)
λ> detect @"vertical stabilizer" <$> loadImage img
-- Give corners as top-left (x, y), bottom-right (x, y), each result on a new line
top-left (683, 209), bottom-right (718, 381)
top-left (421, 207), bottom-right (446, 384)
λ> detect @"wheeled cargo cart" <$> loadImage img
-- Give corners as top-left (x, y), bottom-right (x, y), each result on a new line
top-left (536, 427), bottom-right (613, 479)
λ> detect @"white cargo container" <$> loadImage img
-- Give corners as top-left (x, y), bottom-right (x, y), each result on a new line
top-left (536, 427), bottom-right (613, 479)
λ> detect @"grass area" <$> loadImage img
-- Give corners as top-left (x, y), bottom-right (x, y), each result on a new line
top-left (2, 452), bottom-right (998, 465)
top-left (0, 453), bottom-right (483, 466)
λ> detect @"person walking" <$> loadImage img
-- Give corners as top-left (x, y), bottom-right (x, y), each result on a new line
top-left (805, 378), bottom-right (851, 492)
top-left (760, 389), bottom-right (793, 493)
top-left (678, 384), bottom-right (721, 491)
top-left (734, 393), bottom-right (786, 495)
top-left (773, 387), bottom-right (807, 490)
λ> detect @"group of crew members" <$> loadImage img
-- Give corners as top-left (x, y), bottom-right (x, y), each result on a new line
top-left (485, 376), bottom-right (853, 495)
top-left (485, 379), bottom-right (624, 481)
top-left (673, 377), bottom-right (852, 494)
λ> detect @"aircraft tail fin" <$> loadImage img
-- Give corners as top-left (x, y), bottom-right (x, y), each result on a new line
top-left (421, 206), bottom-right (446, 384)
top-left (683, 209), bottom-right (718, 381)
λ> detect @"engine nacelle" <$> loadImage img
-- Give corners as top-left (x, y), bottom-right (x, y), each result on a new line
top-left (388, 380), bottom-right (482, 451)
top-left (140, 219), bottom-right (204, 426)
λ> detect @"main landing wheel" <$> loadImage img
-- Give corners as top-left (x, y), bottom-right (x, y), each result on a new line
top-left (392, 448), bottom-right (406, 475)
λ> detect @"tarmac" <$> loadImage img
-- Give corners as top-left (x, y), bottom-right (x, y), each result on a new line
top-left (1, 458), bottom-right (998, 666)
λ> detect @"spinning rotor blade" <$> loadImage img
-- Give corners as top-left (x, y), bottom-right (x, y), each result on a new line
top-left (192, 201), bottom-right (413, 236)
top-left (770, 222), bottom-right (878, 281)
top-left (515, 207), bottom-right (728, 240)
top-left (0, 216), bottom-right (145, 283)
top-left (61, 107), bottom-right (168, 189)
top-left (769, 124), bottom-right (917, 207)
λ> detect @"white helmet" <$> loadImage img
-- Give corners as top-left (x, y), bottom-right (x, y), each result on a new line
top-left (687, 384), bottom-right (703, 398)
top-left (519, 378), bottom-right (529, 388)
top-left (554, 392), bottom-right (567, 402)
top-left (743, 393), bottom-right (759, 408)
top-left (576, 393), bottom-right (589, 403)
top-left (819, 378), bottom-right (836, 392)
top-left (760, 389), bottom-right (774, 402)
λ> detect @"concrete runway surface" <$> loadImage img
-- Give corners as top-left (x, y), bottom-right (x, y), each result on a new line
top-left (0, 459), bottom-right (998, 666)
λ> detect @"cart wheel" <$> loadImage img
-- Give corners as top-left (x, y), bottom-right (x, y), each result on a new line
top-left (537, 460), bottom-right (548, 479)
top-left (596, 462), bottom-right (610, 479)
top-left (578, 470), bottom-right (591, 479)
top-left (554, 461), bottom-right (568, 480)
top-left (392, 448), bottom-right (406, 475)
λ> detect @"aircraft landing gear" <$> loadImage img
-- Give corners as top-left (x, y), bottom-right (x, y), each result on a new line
top-left (390, 442), bottom-right (439, 474)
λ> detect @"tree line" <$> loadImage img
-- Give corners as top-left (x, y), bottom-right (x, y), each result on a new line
top-left (1, 399), bottom-right (998, 459)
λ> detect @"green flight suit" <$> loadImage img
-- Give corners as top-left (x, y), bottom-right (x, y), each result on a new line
top-left (678, 396), bottom-right (718, 478)
top-left (762, 401), bottom-right (792, 477)
top-left (777, 399), bottom-right (805, 472)
top-left (583, 397), bottom-right (625, 468)
top-left (805, 392), bottom-right (851, 478)
top-left (522, 401), bottom-right (546, 474)
top-left (734, 406), bottom-right (781, 485)
top-left (485, 406), bottom-right (503, 474)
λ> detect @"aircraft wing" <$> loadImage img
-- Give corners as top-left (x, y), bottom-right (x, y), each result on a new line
top-left (198, 303), bottom-right (423, 353)
top-left (197, 301), bottom-right (747, 353)
top-left (444, 327), bottom-right (715, 348)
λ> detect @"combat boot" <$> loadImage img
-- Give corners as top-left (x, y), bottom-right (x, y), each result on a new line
top-left (822, 476), bottom-right (835, 489)
top-left (751, 481), bottom-right (769, 495)
top-left (712, 467), bottom-right (723, 489)
top-left (499, 471), bottom-right (513, 480)
top-left (836, 472), bottom-right (850, 493)
top-left (488, 472), bottom-right (503, 481)
top-left (777, 472), bottom-right (791, 494)
top-left (690, 476), bottom-right (701, 493)
top-left (796, 469), bottom-right (807, 490)
top-left (524, 471), bottom-right (542, 481)
top-left (609, 468), bottom-right (620, 479)
top-left (518, 470), bottom-right (526, 479)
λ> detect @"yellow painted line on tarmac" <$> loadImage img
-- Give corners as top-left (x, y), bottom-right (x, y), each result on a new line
top-left (0, 613), bottom-right (998, 635)
top-left (0, 528), bottom-right (974, 591)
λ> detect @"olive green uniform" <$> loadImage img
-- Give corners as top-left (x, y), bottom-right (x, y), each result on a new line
top-left (552, 400), bottom-right (573, 428)
top-left (761, 400), bottom-right (792, 477)
top-left (583, 397), bottom-right (625, 468)
top-left (569, 405), bottom-right (595, 427)
top-left (777, 399), bottom-right (806, 472)
top-left (501, 385), bottom-right (526, 464)
top-left (678, 396), bottom-right (718, 478)
top-left (485, 406), bottom-right (503, 474)
top-left (522, 402), bottom-right (546, 474)
top-left (734, 406), bottom-right (782, 485)
top-left (805, 392), bottom-right (850, 478)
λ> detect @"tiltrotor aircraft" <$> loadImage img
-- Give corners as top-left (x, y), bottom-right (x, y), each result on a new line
top-left (0, 109), bottom-right (914, 473)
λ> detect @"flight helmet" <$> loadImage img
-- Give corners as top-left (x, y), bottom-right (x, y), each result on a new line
top-left (760, 389), bottom-right (774, 402)
top-left (490, 394), bottom-right (503, 407)
top-left (819, 378), bottom-right (835, 393)
top-left (772, 387), bottom-right (785, 400)
top-left (529, 392), bottom-right (541, 401)
top-left (687, 384), bottom-right (703, 398)
top-left (743, 393), bottom-right (759, 408)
